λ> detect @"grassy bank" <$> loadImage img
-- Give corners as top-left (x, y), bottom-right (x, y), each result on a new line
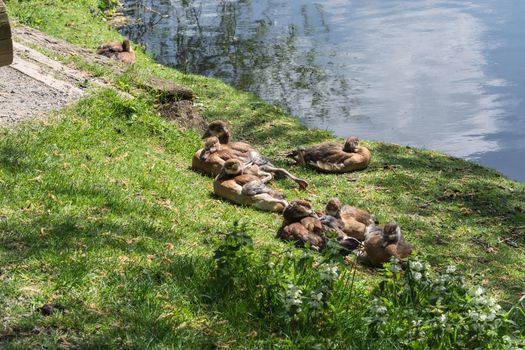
top-left (2, 0), bottom-right (525, 348)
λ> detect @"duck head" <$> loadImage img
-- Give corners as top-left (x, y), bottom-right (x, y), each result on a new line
top-left (283, 200), bottom-right (318, 222)
top-left (382, 222), bottom-right (401, 245)
top-left (224, 158), bottom-right (244, 174)
top-left (203, 120), bottom-right (231, 144)
top-left (343, 137), bottom-right (359, 153)
top-left (200, 137), bottom-right (220, 161)
top-left (285, 147), bottom-right (306, 164)
top-left (325, 198), bottom-right (342, 217)
top-left (122, 38), bottom-right (132, 52)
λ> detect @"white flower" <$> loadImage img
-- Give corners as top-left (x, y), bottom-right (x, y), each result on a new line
top-left (375, 305), bottom-right (387, 314)
top-left (446, 265), bottom-right (457, 274)
top-left (413, 272), bottom-right (422, 281)
top-left (284, 283), bottom-right (303, 307)
top-left (474, 287), bottom-right (484, 297)
top-left (320, 265), bottom-right (339, 281)
top-left (439, 314), bottom-right (447, 323)
top-left (468, 310), bottom-right (479, 322)
top-left (410, 261), bottom-right (424, 271)
top-left (411, 319), bottom-right (422, 327)
top-left (307, 292), bottom-right (324, 309)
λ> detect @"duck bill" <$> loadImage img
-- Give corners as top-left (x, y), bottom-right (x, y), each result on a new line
top-left (309, 210), bottom-right (320, 219)
top-left (285, 150), bottom-right (296, 158)
top-left (200, 150), bottom-right (210, 161)
top-left (202, 130), bottom-right (212, 139)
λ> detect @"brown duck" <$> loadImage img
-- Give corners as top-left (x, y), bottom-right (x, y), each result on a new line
top-left (213, 159), bottom-right (287, 212)
top-left (287, 137), bottom-right (371, 173)
top-left (278, 200), bottom-right (360, 253)
top-left (363, 223), bottom-right (414, 266)
top-left (192, 137), bottom-right (247, 176)
top-left (96, 38), bottom-right (136, 64)
top-left (324, 198), bottom-right (378, 241)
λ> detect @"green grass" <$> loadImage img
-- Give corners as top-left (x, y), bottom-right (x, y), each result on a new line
top-left (1, 0), bottom-right (525, 348)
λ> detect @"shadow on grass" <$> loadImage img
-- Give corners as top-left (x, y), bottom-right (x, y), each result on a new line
top-left (0, 143), bottom-right (32, 173)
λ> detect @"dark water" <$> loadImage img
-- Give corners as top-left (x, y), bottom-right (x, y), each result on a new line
top-left (120, 0), bottom-right (525, 182)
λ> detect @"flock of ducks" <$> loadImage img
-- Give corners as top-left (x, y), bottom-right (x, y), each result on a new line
top-left (95, 38), bottom-right (413, 267)
top-left (193, 121), bottom-right (414, 267)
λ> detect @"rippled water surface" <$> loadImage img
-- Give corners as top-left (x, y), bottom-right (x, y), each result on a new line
top-left (121, 0), bottom-right (525, 182)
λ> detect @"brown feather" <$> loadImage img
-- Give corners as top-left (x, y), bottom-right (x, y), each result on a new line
top-left (288, 137), bottom-right (371, 173)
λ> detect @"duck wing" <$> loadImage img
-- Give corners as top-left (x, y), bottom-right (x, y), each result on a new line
top-left (394, 237), bottom-right (414, 259)
top-left (241, 181), bottom-right (284, 199)
top-left (245, 150), bottom-right (273, 167)
top-left (302, 142), bottom-right (343, 163)
top-left (241, 181), bottom-right (269, 196)
top-left (228, 141), bottom-right (256, 153)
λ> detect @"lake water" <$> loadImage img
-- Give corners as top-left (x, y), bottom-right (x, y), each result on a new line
top-left (120, 0), bottom-right (525, 182)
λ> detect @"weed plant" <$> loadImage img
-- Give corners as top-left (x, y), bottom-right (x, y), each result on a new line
top-left (213, 223), bottom-right (525, 349)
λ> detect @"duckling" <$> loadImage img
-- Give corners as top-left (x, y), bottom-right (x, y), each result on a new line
top-left (325, 198), bottom-right (378, 241)
top-left (287, 137), bottom-right (371, 173)
top-left (200, 121), bottom-right (308, 189)
top-left (192, 137), bottom-right (277, 184)
top-left (192, 137), bottom-right (245, 176)
top-left (277, 200), bottom-right (326, 251)
top-left (213, 159), bottom-right (287, 212)
top-left (96, 38), bottom-right (136, 64)
top-left (363, 223), bottom-right (414, 267)
top-left (202, 120), bottom-right (254, 152)
top-left (277, 200), bottom-right (360, 253)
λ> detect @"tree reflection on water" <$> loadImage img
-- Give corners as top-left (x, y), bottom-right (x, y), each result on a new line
top-left (120, 0), bottom-right (350, 122)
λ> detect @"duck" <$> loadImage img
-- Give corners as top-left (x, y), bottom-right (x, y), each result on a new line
top-left (192, 137), bottom-right (246, 176)
top-left (277, 200), bottom-right (327, 251)
top-left (202, 120), bottom-right (254, 153)
top-left (363, 223), bottom-right (414, 267)
top-left (197, 121), bottom-right (308, 189)
top-left (277, 200), bottom-right (360, 253)
top-left (96, 38), bottom-right (136, 64)
top-left (287, 137), bottom-right (371, 173)
top-left (324, 198), bottom-right (378, 241)
top-left (213, 159), bottom-right (288, 212)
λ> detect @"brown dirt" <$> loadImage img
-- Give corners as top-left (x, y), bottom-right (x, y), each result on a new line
top-left (157, 100), bottom-right (208, 133)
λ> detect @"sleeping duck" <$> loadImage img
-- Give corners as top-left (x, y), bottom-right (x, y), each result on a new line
top-left (287, 137), bottom-right (371, 173)
top-left (277, 200), bottom-right (360, 253)
top-left (196, 121), bottom-right (308, 189)
top-left (192, 137), bottom-right (247, 176)
top-left (277, 200), bottom-right (326, 251)
top-left (192, 137), bottom-right (278, 183)
top-left (324, 198), bottom-right (378, 241)
top-left (213, 159), bottom-right (288, 212)
top-left (96, 38), bottom-right (136, 64)
top-left (363, 223), bottom-right (414, 267)
top-left (203, 120), bottom-right (254, 153)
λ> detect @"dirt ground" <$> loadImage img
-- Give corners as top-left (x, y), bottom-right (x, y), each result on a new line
top-left (0, 26), bottom-right (114, 127)
top-left (0, 25), bottom-right (206, 131)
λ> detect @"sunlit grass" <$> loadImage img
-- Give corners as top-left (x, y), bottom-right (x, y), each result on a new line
top-left (1, 0), bottom-right (525, 348)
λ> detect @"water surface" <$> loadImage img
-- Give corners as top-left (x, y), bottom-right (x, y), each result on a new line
top-left (121, 0), bottom-right (525, 182)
